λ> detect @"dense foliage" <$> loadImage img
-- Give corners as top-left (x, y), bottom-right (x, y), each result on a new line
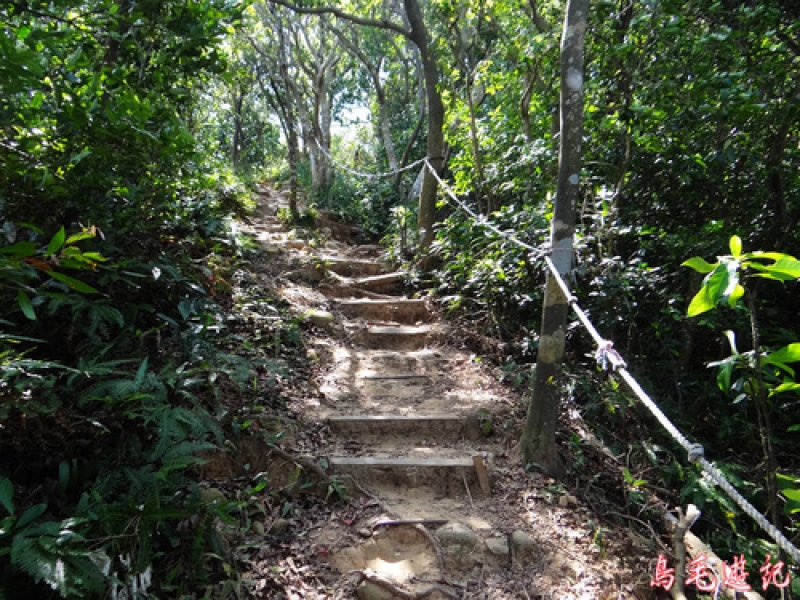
top-left (0, 1), bottom-right (307, 597)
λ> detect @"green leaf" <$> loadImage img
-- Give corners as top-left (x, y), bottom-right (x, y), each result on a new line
top-left (688, 261), bottom-right (739, 316)
top-left (64, 231), bottom-right (95, 245)
top-left (765, 343), bottom-right (800, 366)
top-left (16, 503), bottom-right (46, 529)
top-left (682, 256), bottom-right (716, 273)
top-left (729, 235), bottom-right (742, 257)
top-left (0, 479), bottom-right (14, 516)
top-left (0, 241), bottom-right (38, 256)
top-left (46, 227), bottom-right (66, 256)
top-left (134, 358), bottom-right (149, 388)
top-left (687, 285), bottom-right (714, 317)
top-left (48, 272), bottom-right (98, 294)
top-left (727, 283), bottom-right (745, 307)
top-left (17, 290), bottom-right (36, 320)
top-left (766, 257), bottom-right (800, 280)
top-left (772, 382), bottom-right (800, 395)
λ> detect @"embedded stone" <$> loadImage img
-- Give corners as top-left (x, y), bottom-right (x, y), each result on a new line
top-left (200, 487), bottom-right (226, 505)
top-left (251, 521), bottom-right (265, 536)
top-left (485, 536), bottom-right (510, 557)
top-left (511, 530), bottom-right (538, 559)
top-left (435, 522), bottom-right (478, 550)
top-left (305, 310), bottom-right (336, 329)
top-left (356, 580), bottom-right (395, 600)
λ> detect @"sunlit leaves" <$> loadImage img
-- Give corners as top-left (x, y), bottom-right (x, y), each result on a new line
top-left (684, 236), bottom-right (800, 316)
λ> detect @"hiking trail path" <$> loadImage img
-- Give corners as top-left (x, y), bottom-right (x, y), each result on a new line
top-left (242, 186), bottom-right (656, 599)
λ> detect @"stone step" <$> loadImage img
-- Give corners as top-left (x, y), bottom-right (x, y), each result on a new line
top-left (353, 272), bottom-right (405, 294)
top-left (336, 298), bottom-right (431, 324)
top-left (329, 453), bottom-right (490, 498)
top-left (255, 223), bottom-right (284, 233)
top-left (353, 324), bottom-right (434, 350)
top-left (316, 256), bottom-right (384, 278)
top-left (328, 414), bottom-right (478, 441)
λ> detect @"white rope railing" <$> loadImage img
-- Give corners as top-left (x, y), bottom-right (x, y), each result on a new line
top-left (321, 147), bottom-right (800, 564)
top-left (425, 159), bottom-right (800, 565)
top-left (312, 137), bottom-right (427, 180)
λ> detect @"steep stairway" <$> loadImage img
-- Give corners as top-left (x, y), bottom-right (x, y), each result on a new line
top-left (244, 186), bottom-right (653, 600)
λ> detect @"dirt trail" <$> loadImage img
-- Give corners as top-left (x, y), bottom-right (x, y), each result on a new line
top-left (244, 187), bottom-right (656, 599)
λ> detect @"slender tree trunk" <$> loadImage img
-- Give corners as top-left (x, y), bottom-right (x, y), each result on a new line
top-left (405, 0), bottom-right (444, 251)
top-left (231, 87), bottom-right (245, 169)
top-left (395, 54), bottom-right (426, 192)
top-left (286, 115), bottom-right (300, 218)
top-left (465, 76), bottom-right (492, 213)
top-left (520, 0), bottom-right (590, 477)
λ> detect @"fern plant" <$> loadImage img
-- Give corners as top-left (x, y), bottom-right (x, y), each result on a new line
top-left (1, 478), bottom-right (107, 598)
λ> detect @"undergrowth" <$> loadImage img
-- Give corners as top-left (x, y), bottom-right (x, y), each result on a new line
top-left (0, 177), bottom-right (303, 598)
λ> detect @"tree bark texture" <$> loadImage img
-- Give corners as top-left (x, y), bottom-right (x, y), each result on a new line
top-left (520, 0), bottom-right (590, 477)
top-left (404, 0), bottom-right (444, 251)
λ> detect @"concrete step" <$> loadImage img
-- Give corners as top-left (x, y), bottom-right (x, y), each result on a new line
top-left (336, 298), bottom-right (431, 324)
top-left (316, 256), bottom-right (384, 278)
top-left (329, 453), bottom-right (490, 498)
top-left (353, 324), bottom-right (434, 350)
top-left (328, 414), bottom-right (480, 441)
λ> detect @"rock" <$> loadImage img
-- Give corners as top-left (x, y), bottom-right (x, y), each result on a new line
top-left (435, 522), bottom-right (477, 550)
top-left (356, 580), bottom-right (395, 600)
top-left (305, 310), bottom-right (336, 330)
top-left (485, 536), bottom-right (510, 557)
top-left (558, 494), bottom-right (579, 508)
top-left (200, 487), bottom-right (226, 505)
top-left (268, 518), bottom-right (290, 535)
top-left (510, 530), bottom-right (537, 560)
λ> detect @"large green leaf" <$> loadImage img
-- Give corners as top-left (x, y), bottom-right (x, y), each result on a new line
top-left (46, 227), bottom-right (66, 256)
top-left (687, 285), bottom-right (714, 317)
top-left (0, 479), bottom-right (14, 516)
top-left (0, 242), bottom-right (37, 257)
top-left (48, 272), bottom-right (98, 294)
top-left (682, 256), bottom-right (716, 273)
top-left (765, 343), bottom-right (800, 366)
top-left (16, 290), bottom-right (36, 321)
top-left (729, 235), bottom-right (742, 257)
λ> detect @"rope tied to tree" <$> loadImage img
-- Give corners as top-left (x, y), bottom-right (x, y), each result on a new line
top-left (321, 136), bottom-right (800, 565)
top-left (430, 164), bottom-right (800, 566)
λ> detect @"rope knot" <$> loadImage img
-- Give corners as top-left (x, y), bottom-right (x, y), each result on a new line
top-left (688, 443), bottom-right (705, 463)
top-left (595, 340), bottom-right (627, 372)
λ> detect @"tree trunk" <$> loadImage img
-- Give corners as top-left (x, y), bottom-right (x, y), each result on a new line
top-left (395, 53), bottom-right (426, 192)
top-left (405, 0), bottom-right (444, 251)
top-left (231, 87), bottom-right (245, 169)
top-left (520, 0), bottom-right (590, 478)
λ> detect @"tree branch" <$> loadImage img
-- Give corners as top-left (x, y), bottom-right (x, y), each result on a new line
top-left (266, 0), bottom-right (411, 38)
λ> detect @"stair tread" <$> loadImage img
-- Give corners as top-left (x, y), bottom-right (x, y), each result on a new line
top-left (329, 455), bottom-right (477, 467)
top-left (329, 414), bottom-right (464, 422)
top-left (337, 298), bottom-right (425, 305)
top-left (366, 325), bottom-right (432, 334)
